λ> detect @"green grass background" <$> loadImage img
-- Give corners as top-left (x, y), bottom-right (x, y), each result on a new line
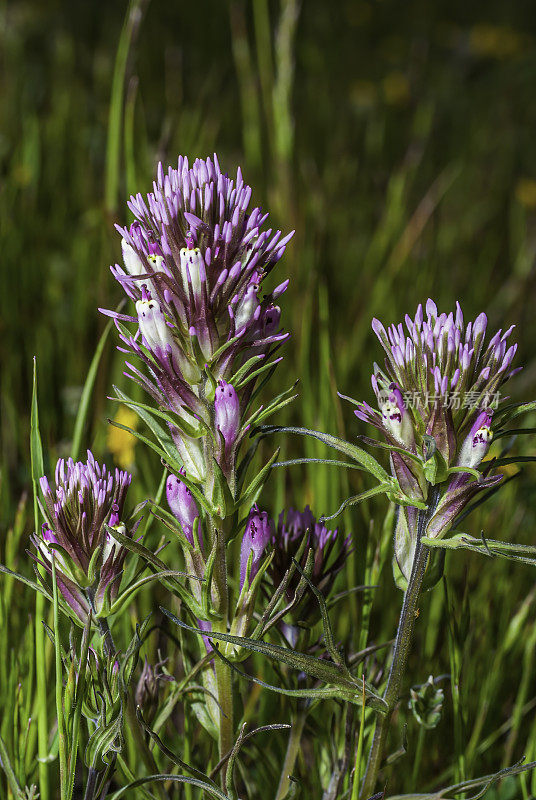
top-left (2, 0), bottom-right (536, 795)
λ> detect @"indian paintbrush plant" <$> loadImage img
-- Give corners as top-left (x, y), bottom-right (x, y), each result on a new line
top-left (3, 157), bottom-right (536, 800)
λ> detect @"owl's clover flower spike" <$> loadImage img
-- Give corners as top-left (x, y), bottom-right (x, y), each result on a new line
top-left (351, 299), bottom-right (519, 586)
top-left (270, 506), bottom-right (351, 625)
top-left (102, 154), bottom-right (293, 493)
top-left (32, 452), bottom-right (133, 624)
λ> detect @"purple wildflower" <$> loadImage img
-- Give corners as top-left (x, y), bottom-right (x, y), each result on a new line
top-left (351, 300), bottom-right (519, 583)
top-left (166, 471), bottom-right (201, 546)
top-left (32, 452), bottom-right (132, 623)
top-left (239, 505), bottom-right (274, 590)
top-left (103, 156), bottom-right (292, 484)
top-left (269, 506), bottom-right (351, 624)
top-left (215, 380), bottom-right (240, 450)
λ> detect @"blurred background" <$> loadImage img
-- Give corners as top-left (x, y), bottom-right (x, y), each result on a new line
top-left (2, 0), bottom-right (536, 792)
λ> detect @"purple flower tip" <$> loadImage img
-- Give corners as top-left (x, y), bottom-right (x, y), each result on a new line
top-left (214, 380), bottom-right (240, 448)
top-left (166, 472), bottom-right (200, 545)
top-left (240, 505), bottom-right (274, 589)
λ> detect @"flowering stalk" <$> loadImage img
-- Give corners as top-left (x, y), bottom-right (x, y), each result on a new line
top-left (358, 489), bottom-right (438, 799)
top-left (349, 300), bottom-right (521, 796)
top-left (31, 453), bottom-right (169, 799)
top-left (33, 452), bottom-right (133, 629)
top-left (103, 154), bottom-right (293, 777)
top-left (268, 507), bottom-right (350, 799)
top-left (351, 299), bottom-right (519, 586)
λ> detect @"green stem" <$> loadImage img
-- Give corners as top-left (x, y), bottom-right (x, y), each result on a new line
top-left (35, 589), bottom-right (49, 800)
top-left (212, 528), bottom-right (234, 784)
top-left (52, 559), bottom-right (67, 799)
top-left (359, 489), bottom-right (438, 799)
top-left (275, 710), bottom-right (307, 800)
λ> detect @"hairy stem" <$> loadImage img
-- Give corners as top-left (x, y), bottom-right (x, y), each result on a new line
top-left (275, 710), bottom-right (307, 800)
top-left (212, 526), bottom-right (234, 785)
top-left (359, 489), bottom-right (438, 799)
top-left (83, 766), bottom-right (99, 800)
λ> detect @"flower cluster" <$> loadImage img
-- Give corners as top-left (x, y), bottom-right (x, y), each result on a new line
top-left (32, 452), bottom-right (133, 623)
top-left (353, 299), bottom-right (519, 583)
top-left (103, 155), bottom-right (292, 485)
top-left (269, 506), bottom-right (351, 626)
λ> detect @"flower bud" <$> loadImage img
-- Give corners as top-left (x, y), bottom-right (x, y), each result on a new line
top-left (240, 505), bottom-right (273, 589)
top-left (135, 657), bottom-right (172, 725)
top-left (214, 380), bottom-right (240, 448)
top-left (166, 471), bottom-right (200, 545)
top-left (262, 303), bottom-right (281, 336)
top-left (234, 282), bottom-right (259, 332)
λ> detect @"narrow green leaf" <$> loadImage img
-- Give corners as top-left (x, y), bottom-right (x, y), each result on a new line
top-left (0, 565), bottom-right (52, 600)
top-left (30, 360), bottom-right (49, 800)
top-left (272, 457), bottom-right (362, 470)
top-left (290, 558), bottom-right (343, 667)
top-left (71, 314), bottom-right (116, 459)
top-left (109, 570), bottom-right (190, 616)
top-left (321, 482), bottom-right (394, 522)
top-left (259, 425), bottom-right (390, 483)
top-left (108, 774), bottom-right (232, 800)
top-left (51, 558), bottom-right (67, 797)
top-left (107, 526), bottom-right (207, 619)
top-left (239, 448), bottom-right (280, 509)
top-left (111, 387), bottom-right (207, 440)
top-left (161, 608), bottom-right (387, 712)
top-left (30, 358), bottom-right (44, 483)
top-left (0, 733), bottom-right (24, 798)
top-left (211, 645), bottom-right (380, 707)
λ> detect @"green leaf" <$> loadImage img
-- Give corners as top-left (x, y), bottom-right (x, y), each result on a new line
top-left (210, 457), bottom-right (235, 518)
top-left (108, 774), bottom-right (232, 800)
top-left (356, 436), bottom-right (424, 466)
top-left (422, 532), bottom-right (536, 566)
top-left (106, 526), bottom-right (207, 619)
top-left (0, 565), bottom-right (52, 600)
top-left (258, 425), bottom-right (390, 483)
top-left (289, 558), bottom-right (343, 666)
top-left (161, 608), bottom-right (387, 712)
top-left (71, 313), bottom-right (117, 459)
top-left (321, 482), bottom-right (395, 522)
top-left (493, 427), bottom-right (536, 439)
top-left (112, 385), bottom-right (187, 455)
top-left (109, 570), bottom-right (190, 616)
top-left (66, 615), bottom-right (92, 800)
top-left (111, 387), bottom-right (207, 440)
top-left (239, 448), bottom-right (280, 509)
top-left (211, 646), bottom-right (361, 703)
top-left (201, 536), bottom-right (221, 621)
top-left (246, 382), bottom-right (299, 427)
top-left (272, 457), bottom-right (362, 470)
top-left (135, 707), bottom-right (224, 793)
top-left (0, 733), bottom-right (25, 798)
top-left (30, 358), bottom-right (44, 485)
top-left (385, 757), bottom-right (536, 800)
top-left (492, 455), bottom-right (536, 466)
